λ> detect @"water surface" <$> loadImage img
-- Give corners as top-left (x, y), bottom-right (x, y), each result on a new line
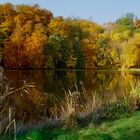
top-left (1, 69), bottom-right (140, 130)
top-left (4, 69), bottom-right (139, 96)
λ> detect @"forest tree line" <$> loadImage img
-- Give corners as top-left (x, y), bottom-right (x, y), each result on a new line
top-left (0, 3), bottom-right (140, 69)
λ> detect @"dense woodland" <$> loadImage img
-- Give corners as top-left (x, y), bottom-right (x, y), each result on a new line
top-left (0, 3), bottom-right (140, 69)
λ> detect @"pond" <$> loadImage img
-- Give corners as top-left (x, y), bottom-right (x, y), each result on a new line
top-left (4, 69), bottom-right (140, 96)
top-left (1, 69), bottom-right (140, 133)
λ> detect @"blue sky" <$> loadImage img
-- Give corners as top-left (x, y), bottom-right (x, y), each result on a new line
top-left (1, 0), bottom-right (140, 24)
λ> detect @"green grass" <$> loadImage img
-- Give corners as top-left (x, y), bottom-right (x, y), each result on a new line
top-left (2, 111), bottom-right (140, 140)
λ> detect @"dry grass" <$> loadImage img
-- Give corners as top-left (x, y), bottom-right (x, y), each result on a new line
top-left (0, 70), bottom-right (140, 136)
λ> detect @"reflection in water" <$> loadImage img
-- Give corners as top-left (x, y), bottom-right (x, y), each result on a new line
top-left (4, 69), bottom-right (138, 96)
top-left (1, 69), bottom-right (140, 132)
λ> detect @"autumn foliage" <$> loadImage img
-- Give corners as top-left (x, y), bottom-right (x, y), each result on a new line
top-left (0, 3), bottom-right (140, 69)
top-left (0, 3), bottom-right (52, 68)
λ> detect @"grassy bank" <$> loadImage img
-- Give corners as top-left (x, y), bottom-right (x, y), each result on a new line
top-left (1, 111), bottom-right (140, 140)
top-left (1, 73), bottom-right (140, 140)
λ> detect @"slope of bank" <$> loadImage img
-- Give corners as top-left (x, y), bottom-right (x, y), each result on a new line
top-left (2, 111), bottom-right (140, 140)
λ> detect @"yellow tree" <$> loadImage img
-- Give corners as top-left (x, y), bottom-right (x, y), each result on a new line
top-left (3, 4), bottom-right (53, 68)
top-left (122, 33), bottom-right (140, 68)
top-left (24, 24), bottom-right (47, 68)
top-left (79, 20), bottom-right (103, 69)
